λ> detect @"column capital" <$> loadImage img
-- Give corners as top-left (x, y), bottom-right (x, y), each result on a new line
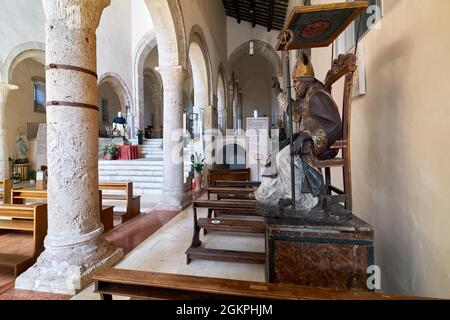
top-left (42, 0), bottom-right (111, 30)
top-left (155, 65), bottom-right (187, 86)
top-left (0, 82), bottom-right (18, 95)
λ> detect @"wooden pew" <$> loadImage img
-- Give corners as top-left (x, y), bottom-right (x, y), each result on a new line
top-left (207, 186), bottom-right (257, 201)
top-left (186, 200), bottom-right (264, 265)
top-left (214, 180), bottom-right (261, 188)
top-left (208, 168), bottom-right (251, 186)
top-left (99, 182), bottom-right (141, 223)
top-left (0, 204), bottom-right (47, 276)
top-left (0, 180), bottom-right (13, 204)
top-left (11, 189), bottom-right (114, 233)
top-left (92, 268), bottom-right (423, 300)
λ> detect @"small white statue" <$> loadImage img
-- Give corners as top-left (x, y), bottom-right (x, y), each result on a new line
top-left (16, 131), bottom-right (28, 160)
top-left (112, 111), bottom-right (127, 137)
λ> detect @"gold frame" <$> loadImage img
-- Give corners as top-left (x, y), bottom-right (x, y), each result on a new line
top-left (276, 1), bottom-right (368, 51)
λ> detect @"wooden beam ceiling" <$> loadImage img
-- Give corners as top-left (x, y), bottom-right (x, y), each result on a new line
top-left (223, 0), bottom-right (289, 32)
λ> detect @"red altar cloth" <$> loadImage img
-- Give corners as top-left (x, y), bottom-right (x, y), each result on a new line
top-left (118, 145), bottom-right (140, 160)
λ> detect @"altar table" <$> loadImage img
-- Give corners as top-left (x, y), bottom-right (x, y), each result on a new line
top-left (118, 145), bottom-right (140, 160)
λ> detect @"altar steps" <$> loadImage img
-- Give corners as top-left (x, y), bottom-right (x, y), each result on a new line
top-left (99, 139), bottom-right (193, 195)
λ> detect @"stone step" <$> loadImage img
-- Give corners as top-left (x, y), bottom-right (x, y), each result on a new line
top-left (100, 176), bottom-right (164, 182)
top-left (99, 160), bottom-right (191, 167)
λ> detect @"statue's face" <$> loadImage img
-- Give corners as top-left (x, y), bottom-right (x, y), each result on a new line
top-left (293, 76), bottom-right (314, 99)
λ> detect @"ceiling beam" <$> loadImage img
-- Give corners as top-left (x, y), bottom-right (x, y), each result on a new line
top-left (267, 0), bottom-right (275, 31)
top-left (233, 0), bottom-right (241, 24)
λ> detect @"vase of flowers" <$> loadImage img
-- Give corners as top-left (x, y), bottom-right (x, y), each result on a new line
top-left (11, 172), bottom-right (22, 184)
top-left (101, 143), bottom-right (119, 160)
top-left (191, 152), bottom-right (205, 192)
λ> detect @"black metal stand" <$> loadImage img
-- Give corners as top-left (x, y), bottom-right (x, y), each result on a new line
top-left (284, 51), bottom-right (296, 209)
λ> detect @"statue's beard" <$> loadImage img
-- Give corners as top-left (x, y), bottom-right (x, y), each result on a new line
top-left (295, 86), bottom-right (308, 100)
top-left (295, 79), bottom-right (314, 100)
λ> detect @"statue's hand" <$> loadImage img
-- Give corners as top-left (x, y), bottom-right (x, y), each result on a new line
top-left (292, 132), bottom-right (312, 155)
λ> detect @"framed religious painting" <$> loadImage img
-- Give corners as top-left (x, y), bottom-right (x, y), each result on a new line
top-left (276, 1), bottom-right (368, 51)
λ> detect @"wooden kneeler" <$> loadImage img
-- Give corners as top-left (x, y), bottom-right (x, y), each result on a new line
top-left (186, 200), bottom-right (265, 265)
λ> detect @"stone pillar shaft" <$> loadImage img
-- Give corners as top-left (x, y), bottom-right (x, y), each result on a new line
top-left (156, 65), bottom-right (187, 209)
top-left (0, 83), bottom-right (18, 180)
top-left (16, 0), bottom-right (122, 295)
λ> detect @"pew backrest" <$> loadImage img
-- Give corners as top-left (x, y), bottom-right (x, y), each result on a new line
top-left (0, 180), bottom-right (13, 204)
top-left (93, 268), bottom-right (425, 300)
top-left (208, 169), bottom-right (251, 185)
top-left (0, 204), bottom-right (48, 257)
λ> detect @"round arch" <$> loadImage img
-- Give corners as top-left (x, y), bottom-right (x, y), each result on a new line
top-left (188, 25), bottom-right (213, 107)
top-left (2, 42), bottom-right (46, 83)
top-left (143, 67), bottom-right (163, 138)
top-left (133, 30), bottom-right (158, 132)
top-left (98, 72), bottom-right (133, 113)
top-left (217, 64), bottom-right (227, 132)
top-left (145, 0), bottom-right (187, 68)
top-left (228, 40), bottom-right (282, 78)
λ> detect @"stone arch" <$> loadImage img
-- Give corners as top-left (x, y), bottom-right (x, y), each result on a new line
top-left (98, 72), bottom-right (132, 112)
top-left (145, 0), bottom-right (187, 68)
top-left (217, 64), bottom-right (227, 132)
top-left (188, 25), bottom-right (213, 107)
top-left (133, 30), bottom-right (158, 131)
top-left (2, 42), bottom-right (46, 83)
top-left (143, 67), bottom-right (163, 138)
top-left (228, 40), bottom-right (282, 78)
top-left (188, 25), bottom-right (214, 138)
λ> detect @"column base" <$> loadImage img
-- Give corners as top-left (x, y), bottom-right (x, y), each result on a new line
top-left (158, 190), bottom-right (192, 211)
top-left (15, 240), bottom-right (123, 295)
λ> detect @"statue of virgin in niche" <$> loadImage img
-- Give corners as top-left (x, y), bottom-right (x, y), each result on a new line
top-left (16, 131), bottom-right (28, 160)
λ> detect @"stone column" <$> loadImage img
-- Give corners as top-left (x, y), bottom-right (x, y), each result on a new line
top-left (156, 65), bottom-right (188, 210)
top-left (0, 83), bottom-right (18, 180)
top-left (16, 0), bottom-right (122, 295)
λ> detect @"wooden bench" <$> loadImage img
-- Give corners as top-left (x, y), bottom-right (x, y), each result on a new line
top-left (99, 182), bottom-right (141, 223)
top-left (0, 180), bottom-right (12, 204)
top-left (92, 268), bottom-right (423, 300)
top-left (207, 187), bottom-right (257, 200)
top-left (11, 189), bottom-right (114, 233)
top-left (0, 204), bottom-right (47, 276)
top-left (186, 200), bottom-right (265, 265)
top-left (214, 180), bottom-right (261, 188)
top-left (208, 168), bottom-right (251, 186)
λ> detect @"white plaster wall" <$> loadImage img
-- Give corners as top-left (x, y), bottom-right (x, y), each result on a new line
top-left (227, 17), bottom-right (280, 60)
top-left (311, 0), bottom-right (450, 299)
top-left (97, 0), bottom-right (133, 92)
top-left (181, 0), bottom-right (228, 100)
top-left (0, 0), bottom-right (46, 80)
top-left (132, 0), bottom-right (154, 53)
top-left (233, 55), bottom-right (276, 129)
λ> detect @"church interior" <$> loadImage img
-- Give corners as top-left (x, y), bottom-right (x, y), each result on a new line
top-left (0, 0), bottom-right (449, 301)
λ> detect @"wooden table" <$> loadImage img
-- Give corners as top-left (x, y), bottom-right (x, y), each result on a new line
top-left (118, 145), bottom-right (140, 160)
top-left (12, 163), bottom-right (30, 181)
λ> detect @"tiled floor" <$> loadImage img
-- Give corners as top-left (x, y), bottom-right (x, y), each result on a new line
top-left (72, 200), bottom-right (265, 300)
top-left (0, 191), bottom-right (264, 300)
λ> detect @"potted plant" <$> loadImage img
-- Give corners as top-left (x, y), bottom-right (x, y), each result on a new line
top-left (136, 130), bottom-right (144, 145)
top-left (11, 172), bottom-right (21, 184)
top-left (191, 152), bottom-right (205, 192)
top-left (101, 143), bottom-right (119, 160)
